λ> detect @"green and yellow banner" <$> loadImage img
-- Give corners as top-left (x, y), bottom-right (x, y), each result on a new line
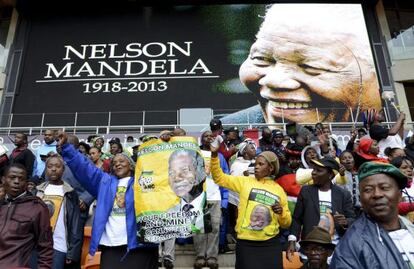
top-left (134, 136), bottom-right (208, 243)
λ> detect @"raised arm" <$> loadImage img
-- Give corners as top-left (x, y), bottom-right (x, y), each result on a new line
top-left (210, 145), bottom-right (245, 193)
top-left (57, 132), bottom-right (107, 197)
top-left (389, 112), bottom-right (405, 137)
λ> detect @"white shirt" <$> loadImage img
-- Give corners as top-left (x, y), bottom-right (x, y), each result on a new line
top-left (167, 192), bottom-right (206, 233)
top-left (211, 135), bottom-right (223, 148)
top-left (99, 177), bottom-right (130, 246)
top-left (388, 229), bottom-right (414, 267)
top-left (44, 184), bottom-right (67, 253)
top-left (318, 189), bottom-right (339, 245)
top-left (378, 135), bottom-right (404, 157)
top-left (230, 157), bottom-right (255, 177)
top-left (229, 157), bottom-right (255, 206)
top-left (178, 192), bottom-right (205, 229)
top-left (201, 150), bottom-right (221, 201)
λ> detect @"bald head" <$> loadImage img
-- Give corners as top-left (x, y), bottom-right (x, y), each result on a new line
top-left (67, 134), bottom-right (80, 149)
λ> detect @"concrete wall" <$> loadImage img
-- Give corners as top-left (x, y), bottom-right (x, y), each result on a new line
top-left (0, 9), bottom-right (18, 102)
top-left (376, 0), bottom-right (414, 128)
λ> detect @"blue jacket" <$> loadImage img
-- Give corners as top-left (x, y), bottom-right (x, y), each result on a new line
top-left (61, 143), bottom-right (156, 256)
top-left (330, 213), bottom-right (414, 269)
top-left (218, 153), bottom-right (229, 209)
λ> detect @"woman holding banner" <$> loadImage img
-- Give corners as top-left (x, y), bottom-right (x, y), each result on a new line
top-left (56, 132), bottom-right (158, 269)
top-left (210, 145), bottom-right (291, 269)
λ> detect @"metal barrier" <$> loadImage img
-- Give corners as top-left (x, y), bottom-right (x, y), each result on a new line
top-left (0, 106), bottom-right (408, 135)
top-left (0, 121), bottom-right (411, 136)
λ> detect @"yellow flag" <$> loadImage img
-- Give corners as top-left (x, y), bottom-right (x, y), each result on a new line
top-left (134, 136), bottom-right (208, 243)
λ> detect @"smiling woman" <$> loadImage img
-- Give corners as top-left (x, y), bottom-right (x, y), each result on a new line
top-left (56, 132), bottom-right (158, 269)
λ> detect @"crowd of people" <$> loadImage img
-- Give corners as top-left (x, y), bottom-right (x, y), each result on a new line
top-left (0, 107), bottom-right (414, 269)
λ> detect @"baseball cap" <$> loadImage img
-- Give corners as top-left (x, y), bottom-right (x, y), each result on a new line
top-left (310, 156), bottom-right (340, 174)
top-left (358, 162), bottom-right (408, 190)
top-left (210, 118), bottom-right (222, 131)
top-left (224, 126), bottom-right (239, 135)
top-left (272, 129), bottom-right (284, 138)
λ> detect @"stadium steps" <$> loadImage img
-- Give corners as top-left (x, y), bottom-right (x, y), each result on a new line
top-left (161, 243), bottom-right (236, 268)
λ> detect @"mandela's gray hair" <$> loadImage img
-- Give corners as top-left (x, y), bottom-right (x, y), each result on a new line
top-left (168, 149), bottom-right (206, 184)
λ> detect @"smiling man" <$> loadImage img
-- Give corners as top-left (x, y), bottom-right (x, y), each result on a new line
top-left (222, 4), bottom-right (381, 125)
top-left (168, 149), bottom-right (205, 204)
top-left (331, 162), bottom-right (414, 268)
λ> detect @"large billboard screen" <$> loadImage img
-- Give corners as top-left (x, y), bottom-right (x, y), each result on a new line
top-left (10, 4), bottom-right (381, 127)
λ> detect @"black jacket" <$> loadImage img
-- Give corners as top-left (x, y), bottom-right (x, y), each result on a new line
top-left (331, 213), bottom-right (414, 269)
top-left (37, 182), bottom-right (83, 262)
top-left (290, 184), bottom-right (355, 240)
top-left (9, 148), bottom-right (35, 177)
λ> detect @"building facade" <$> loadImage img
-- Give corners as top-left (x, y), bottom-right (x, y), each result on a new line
top-left (0, 0), bottom-right (412, 130)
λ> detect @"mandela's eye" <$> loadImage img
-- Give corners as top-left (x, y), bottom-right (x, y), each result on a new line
top-left (250, 54), bottom-right (275, 67)
top-left (299, 63), bottom-right (331, 76)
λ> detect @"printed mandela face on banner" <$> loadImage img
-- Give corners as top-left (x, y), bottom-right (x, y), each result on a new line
top-left (10, 4), bottom-right (381, 127)
top-left (135, 137), bottom-right (208, 243)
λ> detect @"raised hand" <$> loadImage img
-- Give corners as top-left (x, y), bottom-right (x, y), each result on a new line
top-left (210, 143), bottom-right (220, 157)
top-left (271, 202), bottom-right (283, 215)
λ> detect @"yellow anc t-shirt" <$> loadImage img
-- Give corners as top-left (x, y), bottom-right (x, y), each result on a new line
top-left (210, 157), bottom-right (291, 241)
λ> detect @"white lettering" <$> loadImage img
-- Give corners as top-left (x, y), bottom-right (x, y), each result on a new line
top-left (89, 44), bottom-right (107, 59)
top-left (98, 61), bottom-right (122, 76)
top-left (125, 61), bottom-right (147, 76)
top-left (30, 139), bottom-right (42, 151)
top-left (73, 62), bottom-right (96, 77)
top-left (108, 43), bottom-right (126, 59)
top-left (143, 42), bottom-right (166, 58)
top-left (169, 59), bottom-right (187, 75)
top-left (188, 59), bottom-right (212, 74)
top-left (125, 43), bottom-right (142, 58)
top-left (149, 60), bottom-right (167, 75)
top-left (44, 62), bottom-right (73, 78)
top-left (167, 41), bottom-right (192, 57)
top-left (63, 45), bottom-right (88, 60)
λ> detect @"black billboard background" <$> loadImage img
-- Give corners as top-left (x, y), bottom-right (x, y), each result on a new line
top-left (11, 5), bottom-right (265, 127)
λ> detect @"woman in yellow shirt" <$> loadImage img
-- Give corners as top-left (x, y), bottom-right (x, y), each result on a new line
top-left (210, 147), bottom-right (291, 269)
